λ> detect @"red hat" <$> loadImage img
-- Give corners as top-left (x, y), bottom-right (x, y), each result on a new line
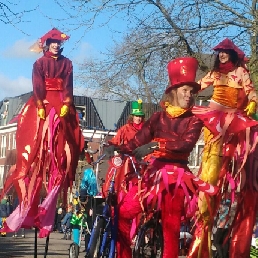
top-left (39, 28), bottom-right (70, 47)
top-left (212, 38), bottom-right (245, 59)
top-left (165, 57), bottom-right (200, 94)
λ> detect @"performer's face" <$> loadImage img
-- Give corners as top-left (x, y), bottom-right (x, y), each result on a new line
top-left (219, 51), bottom-right (230, 63)
top-left (174, 85), bottom-right (195, 109)
top-left (133, 115), bottom-right (143, 125)
top-left (48, 40), bottom-right (61, 54)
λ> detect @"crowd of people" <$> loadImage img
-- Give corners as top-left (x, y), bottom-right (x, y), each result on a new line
top-left (0, 26), bottom-right (258, 258)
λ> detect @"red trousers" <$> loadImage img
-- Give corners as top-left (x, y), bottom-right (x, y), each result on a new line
top-left (117, 185), bottom-right (185, 258)
top-left (229, 188), bottom-right (258, 258)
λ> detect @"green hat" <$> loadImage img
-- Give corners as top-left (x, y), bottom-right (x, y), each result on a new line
top-left (131, 99), bottom-right (145, 116)
top-left (252, 113), bottom-right (258, 121)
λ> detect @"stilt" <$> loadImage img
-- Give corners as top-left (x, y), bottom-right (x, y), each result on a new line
top-left (34, 227), bottom-right (38, 258)
top-left (44, 235), bottom-right (50, 258)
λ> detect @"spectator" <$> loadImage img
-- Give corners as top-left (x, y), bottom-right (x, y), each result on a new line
top-left (0, 195), bottom-right (11, 237)
top-left (251, 223), bottom-right (258, 248)
top-left (70, 208), bottom-right (87, 246)
top-left (61, 206), bottom-right (73, 240)
top-left (54, 203), bottom-right (65, 232)
top-left (213, 200), bottom-right (230, 258)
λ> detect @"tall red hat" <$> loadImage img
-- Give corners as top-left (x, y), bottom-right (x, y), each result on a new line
top-left (212, 38), bottom-right (245, 59)
top-left (39, 28), bottom-right (70, 47)
top-left (165, 57), bottom-right (200, 94)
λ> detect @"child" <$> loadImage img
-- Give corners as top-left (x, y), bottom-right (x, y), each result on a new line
top-left (61, 206), bottom-right (73, 240)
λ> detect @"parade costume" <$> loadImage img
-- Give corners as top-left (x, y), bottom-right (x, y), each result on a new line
top-left (103, 99), bottom-right (144, 198)
top-left (116, 58), bottom-right (218, 258)
top-left (0, 28), bottom-right (84, 237)
top-left (103, 100), bottom-right (145, 257)
top-left (188, 38), bottom-right (258, 258)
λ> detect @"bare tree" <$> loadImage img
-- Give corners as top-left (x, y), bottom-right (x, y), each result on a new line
top-left (0, 1), bottom-right (35, 34)
top-left (57, 0), bottom-right (258, 101)
top-left (77, 29), bottom-right (175, 103)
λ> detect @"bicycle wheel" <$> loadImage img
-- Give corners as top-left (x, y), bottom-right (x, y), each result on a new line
top-left (133, 219), bottom-right (163, 258)
top-left (87, 217), bottom-right (105, 258)
top-left (69, 243), bottom-right (79, 258)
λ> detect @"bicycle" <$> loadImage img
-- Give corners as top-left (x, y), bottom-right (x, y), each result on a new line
top-left (85, 154), bottom-right (122, 258)
top-left (133, 210), bottom-right (163, 258)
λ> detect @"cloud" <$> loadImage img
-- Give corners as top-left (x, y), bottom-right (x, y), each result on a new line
top-left (1, 39), bottom-right (39, 59)
top-left (0, 74), bottom-right (32, 100)
top-left (72, 42), bottom-right (95, 64)
top-left (72, 42), bottom-right (101, 65)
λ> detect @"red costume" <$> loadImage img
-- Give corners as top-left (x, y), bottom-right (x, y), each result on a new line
top-left (103, 101), bottom-right (145, 257)
top-left (116, 58), bottom-right (218, 258)
top-left (1, 28), bottom-right (84, 237)
top-left (103, 121), bottom-right (143, 196)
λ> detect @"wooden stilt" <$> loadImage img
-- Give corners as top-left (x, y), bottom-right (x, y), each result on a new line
top-left (44, 235), bottom-right (50, 258)
top-left (34, 227), bottom-right (38, 258)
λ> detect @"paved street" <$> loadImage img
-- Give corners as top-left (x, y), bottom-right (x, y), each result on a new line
top-left (0, 229), bottom-right (85, 258)
top-left (0, 229), bottom-right (186, 258)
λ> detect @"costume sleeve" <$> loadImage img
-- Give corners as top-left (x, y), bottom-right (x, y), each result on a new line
top-left (109, 126), bottom-right (125, 145)
top-left (198, 71), bottom-right (214, 90)
top-left (122, 113), bottom-right (159, 152)
top-left (62, 60), bottom-right (73, 105)
top-left (241, 68), bottom-right (257, 102)
top-left (32, 60), bottom-right (46, 107)
top-left (163, 117), bottom-right (203, 153)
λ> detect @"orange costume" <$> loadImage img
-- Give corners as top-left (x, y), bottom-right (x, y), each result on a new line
top-left (188, 38), bottom-right (258, 258)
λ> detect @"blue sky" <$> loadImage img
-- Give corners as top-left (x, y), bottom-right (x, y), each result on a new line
top-left (0, 0), bottom-right (126, 100)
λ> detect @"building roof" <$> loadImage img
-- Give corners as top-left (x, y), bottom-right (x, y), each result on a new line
top-left (91, 98), bottom-right (127, 130)
top-left (0, 93), bottom-right (159, 130)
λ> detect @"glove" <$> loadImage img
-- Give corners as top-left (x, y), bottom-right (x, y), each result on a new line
top-left (132, 142), bottom-right (159, 161)
top-left (244, 101), bottom-right (256, 116)
top-left (103, 145), bottom-right (116, 159)
top-left (38, 108), bottom-right (45, 120)
top-left (60, 105), bottom-right (69, 117)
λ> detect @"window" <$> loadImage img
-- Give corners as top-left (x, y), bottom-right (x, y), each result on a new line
top-left (188, 148), bottom-right (196, 167)
top-left (0, 166), bottom-right (4, 189)
top-left (0, 135), bottom-right (7, 158)
top-left (12, 133), bottom-right (16, 149)
top-left (196, 144), bottom-right (204, 167)
top-left (188, 144), bottom-right (204, 167)
top-left (8, 133), bottom-right (11, 150)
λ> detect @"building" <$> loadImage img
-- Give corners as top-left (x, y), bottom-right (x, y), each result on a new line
top-left (0, 94), bottom-right (161, 193)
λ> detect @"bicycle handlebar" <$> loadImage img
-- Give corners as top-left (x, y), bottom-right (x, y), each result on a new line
top-left (91, 154), bottom-right (106, 166)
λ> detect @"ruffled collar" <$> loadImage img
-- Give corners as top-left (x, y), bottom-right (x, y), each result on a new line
top-left (164, 102), bottom-right (188, 118)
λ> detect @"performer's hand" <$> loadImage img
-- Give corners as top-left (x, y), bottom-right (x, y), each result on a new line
top-left (244, 101), bottom-right (256, 116)
top-left (103, 145), bottom-right (116, 159)
top-left (38, 108), bottom-right (46, 120)
top-left (60, 105), bottom-right (69, 117)
top-left (133, 142), bottom-right (159, 161)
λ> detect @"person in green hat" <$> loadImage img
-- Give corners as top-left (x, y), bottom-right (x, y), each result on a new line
top-left (103, 99), bottom-right (145, 194)
top-left (108, 99), bottom-right (145, 147)
top-left (101, 99), bottom-right (145, 256)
